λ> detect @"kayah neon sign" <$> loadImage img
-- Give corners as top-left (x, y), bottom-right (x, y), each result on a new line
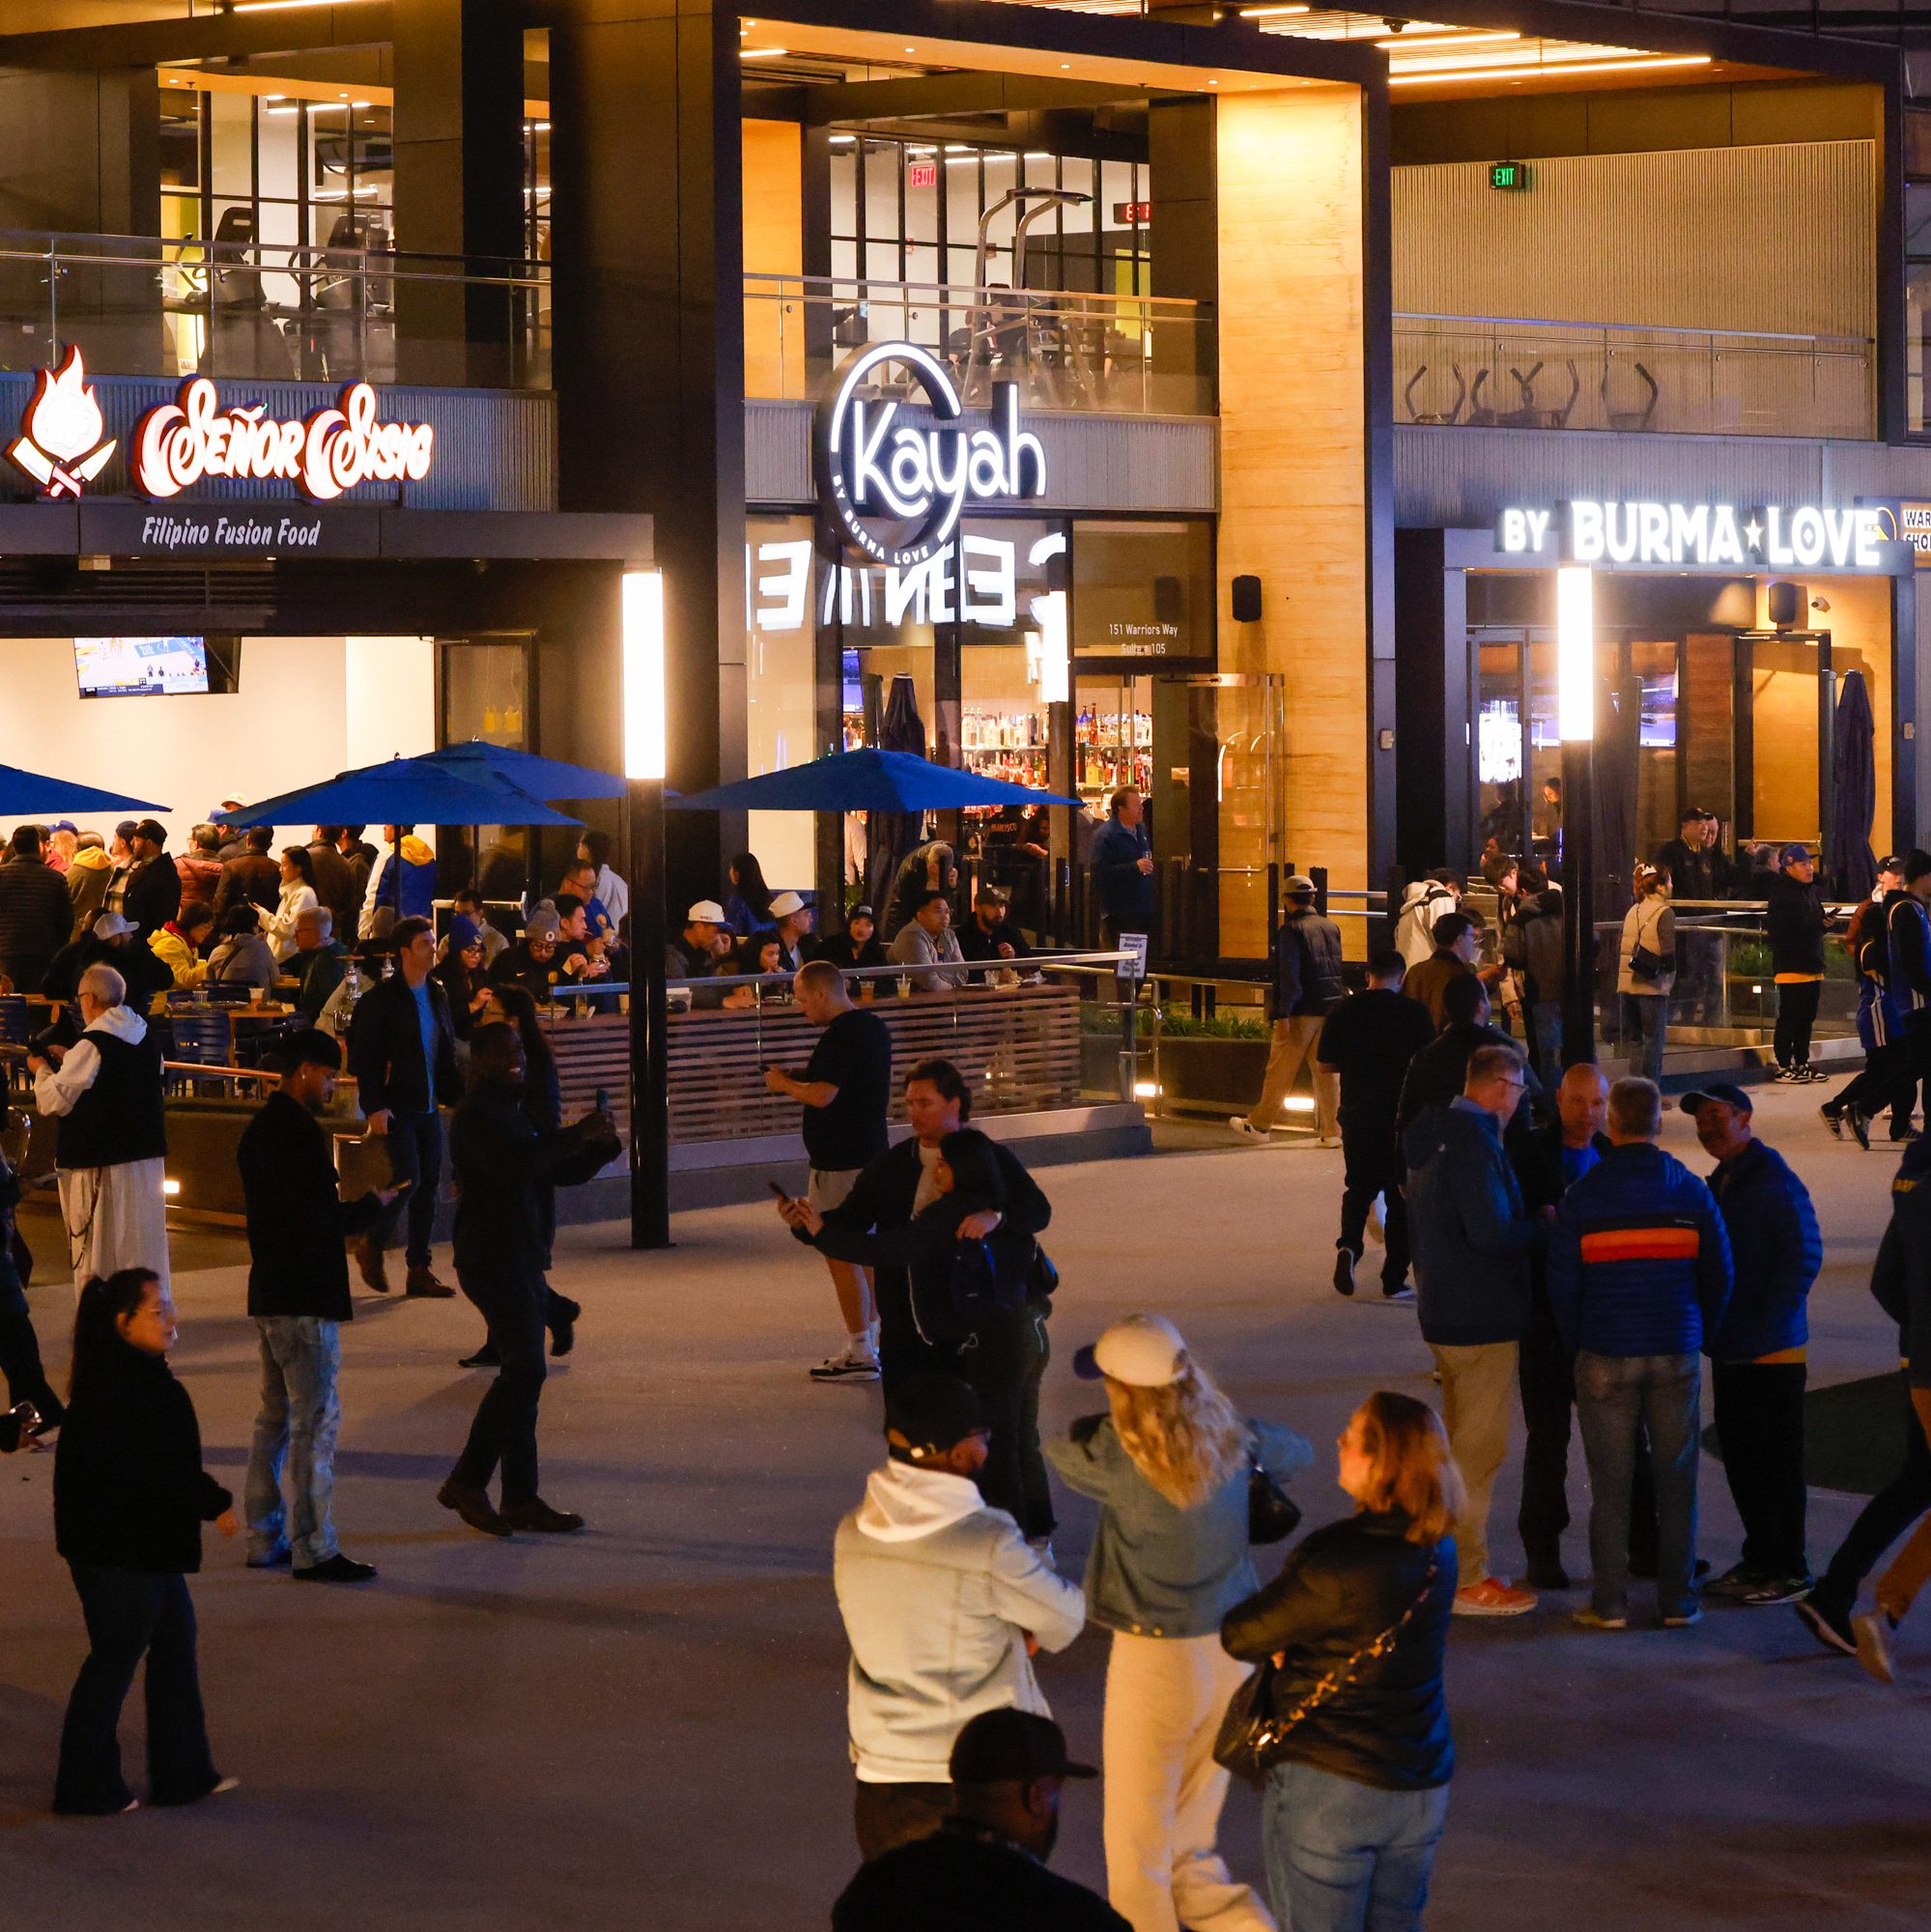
top-left (1498, 499), bottom-right (1888, 571)
top-left (813, 340), bottom-right (1046, 567)
top-left (132, 378), bottom-right (435, 502)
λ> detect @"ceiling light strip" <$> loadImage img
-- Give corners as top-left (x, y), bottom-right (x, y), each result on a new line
top-left (1390, 54), bottom-right (1714, 85)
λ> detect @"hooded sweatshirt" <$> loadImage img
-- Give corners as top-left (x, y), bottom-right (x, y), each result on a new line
top-left (359, 834), bottom-right (438, 936)
top-left (66, 843), bottom-right (114, 931)
top-left (33, 1003), bottom-right (167, 1169)
top-left (834, 1461), bottom-right (1085, 1783)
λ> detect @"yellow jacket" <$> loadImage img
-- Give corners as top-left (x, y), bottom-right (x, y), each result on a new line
top-left (150, 923), bottom-right (208, 989)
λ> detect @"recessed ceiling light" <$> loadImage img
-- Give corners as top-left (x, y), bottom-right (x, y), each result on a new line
top-left (1060, 64), bottom-right (1070, 71)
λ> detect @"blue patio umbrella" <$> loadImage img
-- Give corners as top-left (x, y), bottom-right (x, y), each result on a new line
top-left (0, 762), bottom-right (166, 815)
top-left (229, 756), bottom-right (582, 831)
top-left (668, 747), bottom-right (1078, 813)
top-left (424, 738), bottom-right (627, 801)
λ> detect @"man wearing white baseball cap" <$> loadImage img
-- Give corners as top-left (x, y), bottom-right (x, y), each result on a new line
top-left (667, 900), bottom-right (729, 1009)
top-left (1050, 1313), bottom-right (1310, 1932)
top-left (769, 890), bottom-right (816, 973)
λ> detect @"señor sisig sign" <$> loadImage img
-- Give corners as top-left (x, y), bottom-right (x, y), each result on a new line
top-left (813, 340), bottom-right (1046, 567)
top-left (1497, 499), bottom-right (1891, 572)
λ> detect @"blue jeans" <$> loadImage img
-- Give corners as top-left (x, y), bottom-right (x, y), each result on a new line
top-left (1574, 1350), bottom-right (1702, 1619)
top-left (377, 1109), bottom-right (442, 1267)
top-left (55, 1565), bottom-right (218, 1814)
top-left (1619, 993), bottom-right (1666, 1083)
top-left (1263, 1759), bottom-right (1449, 1932)
top-left (245, 1316), bottom-right (342, 1568)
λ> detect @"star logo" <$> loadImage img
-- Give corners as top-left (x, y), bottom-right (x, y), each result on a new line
top-left (1743, 518), bottom-right (1765, 550)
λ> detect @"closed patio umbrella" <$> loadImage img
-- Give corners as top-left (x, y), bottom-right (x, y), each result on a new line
top-left (1831, 668), bottom-right (1877, 900)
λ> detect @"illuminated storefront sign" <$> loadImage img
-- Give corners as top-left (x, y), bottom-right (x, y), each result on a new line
top-left (1497, 499), bottom-right (1889, 572)
top-left (132, 378), bottom-right (435, 502)
top-left (813, 340), bottom-right (1046, 567)
top-left (749, 528), bottom-right (1064, 634)
top-left (6, 348), bottom-right (117, 497)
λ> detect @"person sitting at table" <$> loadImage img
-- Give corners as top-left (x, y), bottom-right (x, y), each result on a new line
top-left (956, 886), bottom-right (1034, 970)
top-left (440, 888), bottom-right (509, 970)
top-left (722, 851), bottom-right (775, 938)
top-left (45, 912), bottom-right (173, 1011)
top-left (207, 903), bottom-right (279, 993)
top-left (267, 847), bottom-right (321, 965)
top-left (889, 891), bottom-right (969, 993)
top-left (489, 906), bottom-right (563, 1006)
top-left (817, 905), bottom-right (887, 975)
top-left (292, 907), bottom-right (348, 1023)
top-left (768, 892), bottom-right (816, 974)
top-left (550, 895), bottom-right (614, 990)
top-left (150, 901), bottom-right (215, 989)
top-left (433, 915), bottom-right (493, 1041)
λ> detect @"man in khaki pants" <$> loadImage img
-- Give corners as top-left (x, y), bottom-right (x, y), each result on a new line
top-left (1405, 1042), bottom-right (1543, 1616)
top-left (1231, 875), bottom-right (1344, 1144)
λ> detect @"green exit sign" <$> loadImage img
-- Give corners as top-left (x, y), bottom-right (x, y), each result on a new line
top-left (1489, 161), bottom-right (1533, 191)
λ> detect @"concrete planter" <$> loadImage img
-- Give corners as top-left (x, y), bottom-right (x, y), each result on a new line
top-left (1150, 1035), bottom-right (1270, 1111)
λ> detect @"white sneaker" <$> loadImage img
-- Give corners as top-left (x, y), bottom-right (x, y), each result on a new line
top-left (809, 1351), bottom-right (880, 1382)
top-left (1365, 1194), bottom-right (1387, 1247)
top-left (1228, 1116), bottom-right (1268, 1139)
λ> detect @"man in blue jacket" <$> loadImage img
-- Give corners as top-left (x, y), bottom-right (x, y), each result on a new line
top-left (1684, 1085), bottom-right (1822, 1607)
top-left (1405, 1043), bottom-right (1542, 1617)
top-left (1089, 787), bottom-right (1153, 946)
top-left (1548, 1077), bottom-right (1732, 1630)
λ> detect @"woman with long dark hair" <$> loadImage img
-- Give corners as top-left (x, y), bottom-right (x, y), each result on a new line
top-left (722, 851), bottom-right (774, 936)
top-left (267, 845), bottom-right (320, 964)
top-left (1222, 1391), bottom-right (1462, 1932)
top-left (52, 1267), bottom-right (239, 1814)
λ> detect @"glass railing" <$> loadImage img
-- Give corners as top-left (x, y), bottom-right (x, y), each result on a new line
top-left (743, 271), bottom-right (1214, 416)
top-left (1396, 311), bottom-right (1875, 440)
top-left (0, 231), bottom-right (551, 391)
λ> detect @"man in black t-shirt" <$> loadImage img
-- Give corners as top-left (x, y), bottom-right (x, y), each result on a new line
top-left (832, 1709), bottom-right (1127, 1932)
top-left (765, 959), bottom-right (892, 1382)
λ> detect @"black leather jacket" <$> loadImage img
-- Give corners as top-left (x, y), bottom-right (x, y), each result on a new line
top-left (1222, 1509), bottom-right (1456, 1791)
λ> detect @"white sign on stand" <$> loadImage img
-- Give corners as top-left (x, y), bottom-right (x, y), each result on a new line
top-left (1118, 933), bottom-right (1150, 981)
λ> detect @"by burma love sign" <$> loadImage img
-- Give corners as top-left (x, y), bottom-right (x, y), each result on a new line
top-left (1498, 498), bottom-right (1889, 572)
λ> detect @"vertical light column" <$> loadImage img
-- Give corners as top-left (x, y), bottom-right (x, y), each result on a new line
top-left (623, 569), bottom-right (671, 1249)
top-left (1556, 563), bottom-right (1598, 1066)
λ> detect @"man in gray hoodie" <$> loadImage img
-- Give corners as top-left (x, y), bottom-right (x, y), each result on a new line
top-left (835, 1375), bottom-right (1086, 1861)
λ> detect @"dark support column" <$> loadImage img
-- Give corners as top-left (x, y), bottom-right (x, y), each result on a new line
top-left (800, 125), bottom-right (835, 382)
top-left (1359, 72), bottom-right (1398, 910)
top-left (1394, 530), bottom-right (1468, 875)
top-left (391, 0), bottom-right (525, 384)
top-left (551, 0), bottom-right (745, 922)
top-left (1147, 99), bottom-right (1216, 404)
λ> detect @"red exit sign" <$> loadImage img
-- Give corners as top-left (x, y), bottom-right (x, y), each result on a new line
top-left (907, 161), bottom-right (938, 188)
top-left (1113, 200), bottom-right (1152, 223)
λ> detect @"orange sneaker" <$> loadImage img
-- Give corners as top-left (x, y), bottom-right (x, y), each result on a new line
top-left (1452, 1577), bottom-right (1538, 1618)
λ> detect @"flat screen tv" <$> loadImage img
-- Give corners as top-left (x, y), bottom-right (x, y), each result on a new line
top-left (75, 637), bottom-right (210, 699)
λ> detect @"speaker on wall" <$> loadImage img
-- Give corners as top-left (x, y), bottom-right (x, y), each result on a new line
top-left (1231, 574), bottom-right (1263, 623)
top-left (1767, 580), bottom-right (1803, 630)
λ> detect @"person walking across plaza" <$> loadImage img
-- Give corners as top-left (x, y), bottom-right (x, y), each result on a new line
top-left (1797, 1131), bottom-right (1931, 1668)
top-left (1047, 1314), bottom-right (1310, 1932)
top-left (1221, 1391), bottom-right (1461, 1932)
top-left (0, 1112), bottom-right (62, 1437)
top-left (1404, 1043), bottom-right (1542, 1616)
top-left (832, 1709), bottom-right (1129, 1932)
top-left (1548, 1077), bottom-right (1732, 1630)
top-left (1395, 973), bottom-right (1540, 1155)
top-left (1318, 949), bottom-right (1434, 1300)
top-left (30, 962), bottom-right (169, 1294)
top-left (52, 1267), bottom-right (239, 1815)
top-left (1510, 1063), bottom-right (1614, 1591)
top-left (437, 1022), bottom-right (617, 1539)
top-left (1230, 875), bottom-right (1343, 1146)
top-left (834, 1374), bottom-right (1085, 1861)
top-left (1888, 849), bottom-right (1931, 1130)
top-left (1767, 843), bottom-right (1832, 1083)
top-left (238, 1030), bottom-right (400, 1585)
top-left (1616, 864), bottom-right (1675, 1084)
top-left (764, 958), bottom-right (893, 1381)
top-left (1401, 912), bottom-right (1482, 1031)
top-left (1682, 1083), bottom-right (1821, 1606)
top-left (1822, 856), bottom-right (1910, 1146)
top-left (347, 915), bottom-right (460, 1298)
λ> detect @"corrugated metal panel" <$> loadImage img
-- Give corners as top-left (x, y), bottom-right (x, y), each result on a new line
top-left (1394, 142), bottom-right (1876, 342)
top-left (0, 373), bottom-right (555, 512)
top-left (1396, 423), bottom-right (1931, 529)
top-left (745, 399), bottom-right (1218, 513)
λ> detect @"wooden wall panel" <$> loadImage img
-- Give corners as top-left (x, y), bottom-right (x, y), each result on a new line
top-left (1216, 85), bottom-right (1371, 903)
top-left (742, 118), bottom-right (804, 399)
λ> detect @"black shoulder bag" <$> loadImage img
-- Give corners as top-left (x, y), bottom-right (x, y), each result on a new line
top-left (1247, 1445), bottom-right (1303, 1547)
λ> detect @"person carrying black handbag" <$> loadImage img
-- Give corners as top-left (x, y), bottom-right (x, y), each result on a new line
top-left (1044, 1315), bottom-right (1312, 1932)
top-left (1220, 1391), bottom-right (1461, 1932)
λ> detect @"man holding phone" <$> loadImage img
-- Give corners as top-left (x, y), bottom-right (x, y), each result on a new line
top-left (765, 960), bottom-right (892, 1382)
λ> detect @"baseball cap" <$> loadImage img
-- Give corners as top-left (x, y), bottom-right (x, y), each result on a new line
top-left (50, 819), bottom-right (75, 834)
top-left (847, 904), bottom-right (874, 923)
top-left (884, 1375), bottom-right (988, 1459)
top-left (1072, 1313), bottom-right (1188, 1388)
top-left (1779, 842), bottom-right (1814, 867)
top-left (1879, 855), bottom-right (1906, 876)
top-left (1679, 1082), bottom-right (1752, 1116)
top-left (950, 1709), bottom-right (1097, 1786)
top-left (769, 890), bottom-right (808, 919)
top-left (1284, 874), bottom-right (1316, 896)
top-left (133, 818), bottom-right (166, 845)
top-left (686, 899), bottom-right (725, 924)
top-left (93, 912), bottom-right (134, 940)
top-left (977, 885), bottom-right (1010, 907)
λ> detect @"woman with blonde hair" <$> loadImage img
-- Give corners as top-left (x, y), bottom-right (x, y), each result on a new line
top-left (1222, 1391), bottom-right (1462, 1932)
top-left (1616, 860), bottom-right (1675, 1083)
top-left (1047, 1314), bottom-right (1312, 1932)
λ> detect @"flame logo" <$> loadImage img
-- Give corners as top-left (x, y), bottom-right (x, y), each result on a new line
top-left (8, 344), bottom-right (117, 497)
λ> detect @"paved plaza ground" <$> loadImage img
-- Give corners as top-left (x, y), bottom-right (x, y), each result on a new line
top-left (1, 1081), bottom-right (1926, 1929)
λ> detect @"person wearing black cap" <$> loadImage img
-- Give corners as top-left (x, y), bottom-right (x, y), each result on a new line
top-left (1231, 875), bottom-right (1344, 1144)
top-left (832, 1708), bottom-right (1128, 1931)
top-left (834, 1374), bottom-right (1085, 1861)
top-left (238, 1030), bottom-right (401, 1584)
top-left (105, 820), bottom-right (179, 942)
top-left (1684, 1083), bottom-right (1821, 1606)
top-left (819, 905), bottom-right (887, 974)
top-left (957, 885), bottom-right (1033, 969)
top-left (1766, 843), bottom-right (1832, 1082)
top-left (1822, 856), bottom-right (1914, 1147)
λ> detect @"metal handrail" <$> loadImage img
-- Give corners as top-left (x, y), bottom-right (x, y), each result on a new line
top-left (0, 231), bottom-right (548, 291)
top-left (745, 270), bottom-right (1205, 319)
top-left (1395, 308), bottom-right (1868, 352)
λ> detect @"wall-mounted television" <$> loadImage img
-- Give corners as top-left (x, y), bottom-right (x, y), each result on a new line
top-left (75, 636), bottom-right (210, 699)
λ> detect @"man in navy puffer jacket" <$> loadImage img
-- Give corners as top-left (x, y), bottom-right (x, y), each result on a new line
top-left (1684, 1084), bottom-right (1822, 1606)
top-left (1548, 1077), bottom-right (1731, 1629)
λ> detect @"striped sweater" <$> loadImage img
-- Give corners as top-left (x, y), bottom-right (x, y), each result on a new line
top-left (1547, 1142), bottom-right (1732, 1360)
